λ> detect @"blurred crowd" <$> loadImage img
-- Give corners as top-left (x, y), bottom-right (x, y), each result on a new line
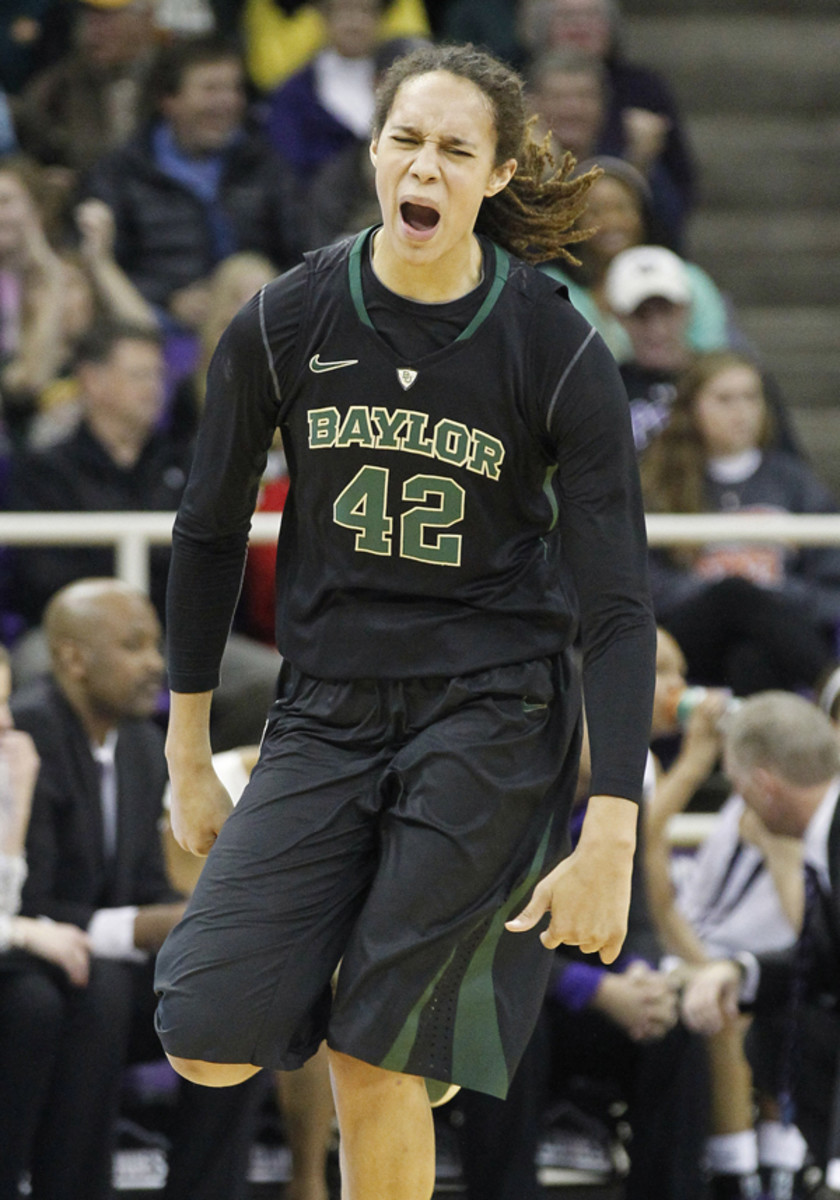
top-left (1, 2), bottom-right (839, 1200)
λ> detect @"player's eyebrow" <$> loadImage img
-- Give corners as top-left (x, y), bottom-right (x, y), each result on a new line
top-left (390, 124), bottom-right (478, 151)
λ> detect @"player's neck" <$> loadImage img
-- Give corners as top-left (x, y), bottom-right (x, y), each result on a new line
top-left (371, 229), bottom-right (483, 303)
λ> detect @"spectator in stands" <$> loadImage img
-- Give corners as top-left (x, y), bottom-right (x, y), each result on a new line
top-left (265, 0), bottom-right (388, 182)
top-left (445, 0), bottom-right (695, 245)
top-left (243, 0), bottom-right (429, 94)
top-left (527, 49), bottom-right (606, 163)
top-left (7, 578), bottom-right (266, 1200)
top-left (82, 35), bottom-right (300, 329)
top-left (0, 155), bottom-right (67, 438)
top-left (168, 250), bottom-right (277, 443)
top-left (682, 692), bottom-right (840, 1199)
top-left (6, 320), bottom-right (280, 750)
top-left (541, 157), bottom-right (731, 363)
top-left (300, 34), bottom-right (427, 250)
top-left (14, 0), bottom-right (157, 178)
top-left (0, 158), bottom-right (156, 445)
top-left (0, 640), bottom-right (94, 1200)
top-left (644, 628), bottom-right (805, 1200)
top-left (526, 49), bottom-right (684, 247)
top-left (640, 351), bottom-right (840, 697)
top-left (519, 0), bottom-right (694, 248)
top-left (605, 243), bottom-right (801, 458)
top-left (6, 321), bottom-right (181, 632)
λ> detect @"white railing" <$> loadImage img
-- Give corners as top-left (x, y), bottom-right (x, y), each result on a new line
top-left (0, 511), bottom-right (282, 594)
top-left (2, 510), bottom-right (840, 594)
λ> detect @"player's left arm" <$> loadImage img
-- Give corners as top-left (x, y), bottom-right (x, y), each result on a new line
top-left (509, 309), bottom-right (656, 959)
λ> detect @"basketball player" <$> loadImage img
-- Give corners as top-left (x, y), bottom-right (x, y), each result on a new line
top-left (154, 43), bottom-right (656, 1200)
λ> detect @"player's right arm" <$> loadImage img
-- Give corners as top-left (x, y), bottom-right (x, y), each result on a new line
top-left (165, 690), bottom-right (233, 856)
top-left (164, 270), bottom-right (306, 855)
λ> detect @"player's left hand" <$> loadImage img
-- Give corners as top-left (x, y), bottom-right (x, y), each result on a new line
top-left (505, 795), bottom-right (637, 963)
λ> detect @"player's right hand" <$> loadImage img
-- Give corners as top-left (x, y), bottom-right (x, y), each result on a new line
top-left (169, 763), bottom-right (233, 857)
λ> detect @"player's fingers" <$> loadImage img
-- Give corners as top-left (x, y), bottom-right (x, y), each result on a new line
top-left (177, 830), bottom-right (213, 857)
top-left (505, 887), bottom-right (549, 934)
top-left (539, 924), bottom-right (571, 950)
top-left (576, 935), bottom-right (606, 956)
top-left (597, 933), bottom-right (625, 965)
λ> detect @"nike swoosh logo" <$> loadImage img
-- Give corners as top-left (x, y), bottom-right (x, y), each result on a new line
top-left (309, 354), bottom-right (359, 373)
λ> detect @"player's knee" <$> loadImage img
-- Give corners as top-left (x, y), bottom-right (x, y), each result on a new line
top-left (328, 1048), bottom-right (436, 1117)
top-left (166, 1053), bottom-right (260, 1087)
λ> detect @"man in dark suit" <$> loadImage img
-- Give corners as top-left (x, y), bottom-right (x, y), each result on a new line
top-left (683, 690), bottom-right (840, 1198)
top-left (8, 577), bottom-right (265, 1200)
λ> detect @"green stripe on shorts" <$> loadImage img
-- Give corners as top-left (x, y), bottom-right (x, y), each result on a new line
top-left (451, 820), bottom-right (554, 1094)
top-left (379, 946), bottom-right (457, 1075)
top-left (380, 816), bottom-right (556, 1096)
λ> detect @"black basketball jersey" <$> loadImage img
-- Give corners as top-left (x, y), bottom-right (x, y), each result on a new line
top-left (168, 230), bottom-right (655, 800)
top-left (273, 231), bottom-right (582, 675)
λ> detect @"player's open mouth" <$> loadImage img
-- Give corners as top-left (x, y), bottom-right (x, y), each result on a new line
top-left (399, 201), bottom-right (440, 240)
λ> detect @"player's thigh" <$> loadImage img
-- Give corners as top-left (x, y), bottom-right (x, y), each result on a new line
top-left (155, 723), bottom-right (385, 1067)
top-left (383, 657), bottom-right (581, 921)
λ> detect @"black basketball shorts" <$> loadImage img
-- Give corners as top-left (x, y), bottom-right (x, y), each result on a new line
top-left (154, 653), bottom-right (581, 1099)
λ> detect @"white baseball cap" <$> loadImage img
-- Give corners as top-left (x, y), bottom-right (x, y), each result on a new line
top-left (605, 245), bottom-right (691, 315)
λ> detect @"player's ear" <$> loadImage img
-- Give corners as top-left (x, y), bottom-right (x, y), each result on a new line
top-left (485, 158), bottom-right (517, 198)
top-left (369, 137), bottom-right (378, 169)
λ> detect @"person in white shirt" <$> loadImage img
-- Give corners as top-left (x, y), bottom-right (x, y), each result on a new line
top-left (683, 692), bottom-right (840, 1200)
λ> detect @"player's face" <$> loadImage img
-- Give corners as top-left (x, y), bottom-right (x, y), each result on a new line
top-left (692, 365), bottom-right (766, 458)
top-left (370, 71), bottom-right (516, 268)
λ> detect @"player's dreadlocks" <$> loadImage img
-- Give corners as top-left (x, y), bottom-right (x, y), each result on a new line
top-left (372, 43), bottom-right (600, 265)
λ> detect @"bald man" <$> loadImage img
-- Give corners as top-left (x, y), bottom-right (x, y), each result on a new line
top-left (7, 578), bottom-right (265, 1200)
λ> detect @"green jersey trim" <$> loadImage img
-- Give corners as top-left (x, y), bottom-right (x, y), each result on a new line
top-left (347, 227), bottom-right (510, 347)
top-left (348, 228), bottom-right (377, 330)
